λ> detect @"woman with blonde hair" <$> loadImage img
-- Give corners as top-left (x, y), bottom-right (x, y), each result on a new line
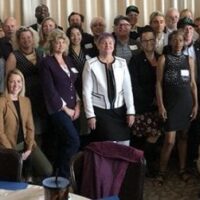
top-left (38, 17), bottom-right (58, 55)
top-left (0, 69), bottom-right (52, 180)
top-left (40, 29), bottom-right (80, 178)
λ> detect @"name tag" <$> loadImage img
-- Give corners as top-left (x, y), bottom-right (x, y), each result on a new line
top-left (71, 67), bottom-right (79, 73)
top-left (85, 55), bottom-right (91, 60)
top-left (85, 43), bottom-right (93, 49)
top-left (129, 45), bottom-right (138, 51)
top-left (181, 69), bottom-right (189, 77)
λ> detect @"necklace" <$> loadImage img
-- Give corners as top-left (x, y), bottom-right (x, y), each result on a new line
top-left (20, 48), bottom-right (34, 56)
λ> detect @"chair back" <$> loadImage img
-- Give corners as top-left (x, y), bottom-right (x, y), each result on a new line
top-left (70, 151), bottom-right (84, 194)
top-left (0, 148), bottom-right (23, 181)
top-left (119, 158), bottom-right (145, 200)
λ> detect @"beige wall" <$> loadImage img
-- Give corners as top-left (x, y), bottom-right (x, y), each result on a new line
top-left (1, 0), bottom-right (200, 32)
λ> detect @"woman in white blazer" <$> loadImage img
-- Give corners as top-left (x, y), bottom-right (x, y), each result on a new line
top-left (82, 32), bottom-right (135, 145)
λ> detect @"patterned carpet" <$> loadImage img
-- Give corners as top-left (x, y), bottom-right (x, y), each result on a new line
top-left (143, 165), bottom-right (200, 200)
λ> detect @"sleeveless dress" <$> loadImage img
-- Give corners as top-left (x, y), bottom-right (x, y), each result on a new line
top-left (163, 53), bottom-right (193, 132)
top-left (13, 49), bottom-right (46, 134)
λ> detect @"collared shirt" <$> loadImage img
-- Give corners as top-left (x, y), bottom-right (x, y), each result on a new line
top-left (115, 39), bottom-right (138, 64)
top-left (155, 33), bottom-right (166, 54)
top-left (164, 27), bottom-right (176, 45)
top-left (183, 43), bottom-right (196, 59)
top-left (131, 25), bottom-right (138, 32)
top-left (36, 23), bottom-right (41, 32)
top-left (183, 43), bottom-right (197, 79)
top-left (115, 40), bottom-right (132, 64)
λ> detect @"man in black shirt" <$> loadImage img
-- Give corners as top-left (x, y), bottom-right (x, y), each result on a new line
top-left (0, 17), bottom-right (18, 60)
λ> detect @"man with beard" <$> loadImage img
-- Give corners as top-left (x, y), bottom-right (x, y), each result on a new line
top-left (0, 17), bottom-right (18, 60)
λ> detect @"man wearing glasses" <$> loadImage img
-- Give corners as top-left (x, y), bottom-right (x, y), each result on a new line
top-left (113, 15), bottom-right (139, 65)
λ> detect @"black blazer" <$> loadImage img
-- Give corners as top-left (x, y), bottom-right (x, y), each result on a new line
top-left (40, 55), bottom-right (78, 114)
top-left (129, 51), bottom-right (160, 114)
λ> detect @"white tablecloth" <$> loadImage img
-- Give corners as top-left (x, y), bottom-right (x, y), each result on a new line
top-left (0, 185), bottom-right (91, 200)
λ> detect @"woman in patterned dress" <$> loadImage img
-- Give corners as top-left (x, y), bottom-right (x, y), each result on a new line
top-left (129, 26), bottom-right (161, 176)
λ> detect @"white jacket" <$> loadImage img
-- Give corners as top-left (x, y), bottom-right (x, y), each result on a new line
top-left (82, 56), bottom-right (135, 119)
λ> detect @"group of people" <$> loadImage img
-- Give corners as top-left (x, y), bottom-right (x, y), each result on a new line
top-left (0, 3), bottom-right (199, 187)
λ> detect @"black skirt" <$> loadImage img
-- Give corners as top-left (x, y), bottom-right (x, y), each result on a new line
top-left (163, 85), bottom-right (192, 132)
top-left (91, 106), bottom-right (131, 141)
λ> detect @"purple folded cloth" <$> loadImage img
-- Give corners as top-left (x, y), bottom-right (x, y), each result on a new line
top-left (81, 141), bottom-right (144, 199)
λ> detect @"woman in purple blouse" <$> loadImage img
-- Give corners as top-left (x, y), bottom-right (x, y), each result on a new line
top-left (40, 29), bottom-right (80, 178)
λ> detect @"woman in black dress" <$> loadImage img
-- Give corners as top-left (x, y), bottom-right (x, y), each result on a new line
top-left (156, 30), bottom-right (198, 184)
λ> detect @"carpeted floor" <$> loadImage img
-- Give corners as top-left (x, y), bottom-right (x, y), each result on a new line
top-left (143, 165), bottom-right (200, 200)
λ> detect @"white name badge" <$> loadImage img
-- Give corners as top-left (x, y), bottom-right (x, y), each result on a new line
top-left (129, 45), bottom-right (138, 50)
top-left (71, 67), bottom-right (79, 73)
top-left (181, 69), bottom-right (189, 77)
top-left (85, 55), bottom-right (91, 60)
top-left (85, 43), bottom-right (93, 49)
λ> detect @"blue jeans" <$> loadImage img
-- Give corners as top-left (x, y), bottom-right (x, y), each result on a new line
top-left (50, 111), bottom-right (80, 178)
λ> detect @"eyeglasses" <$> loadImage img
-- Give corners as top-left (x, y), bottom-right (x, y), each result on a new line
top-left (17, 26), bottom-right (30, 32)
top-left (92, 23), bottom-right (105, 28)
top-left (117, 23), bottom-right (131, 28)
top-left (127, 13), bottom-right (138, 17)
top-left (141, 39), bottom-right (155, 43)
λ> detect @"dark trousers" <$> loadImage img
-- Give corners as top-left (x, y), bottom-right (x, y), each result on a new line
top-left (16, 143), bottom-right (53, 178)
top-left (50, 111), bottom-right (80, 178)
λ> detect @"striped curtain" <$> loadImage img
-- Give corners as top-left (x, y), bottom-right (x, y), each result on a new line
top-left (0, 0), bottom-right (200, 33)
